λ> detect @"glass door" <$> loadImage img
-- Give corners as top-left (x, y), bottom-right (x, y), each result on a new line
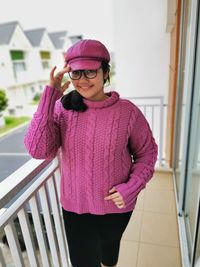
top-left (173, 0), bottom-right (191, 199)
top-left (184, 5), bottom-right (200, 262)
top-left (173, 0), bottom-right (200, 265)
top-left (193, 197), bottom-right (200, 266)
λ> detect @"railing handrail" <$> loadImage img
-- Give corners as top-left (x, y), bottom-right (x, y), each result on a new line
top-left (0, 158), bottom-right (52, 210)
top-left (0, 158), bottom-right (59, 228)
top-left (125, 95), bottom-right (164, 100)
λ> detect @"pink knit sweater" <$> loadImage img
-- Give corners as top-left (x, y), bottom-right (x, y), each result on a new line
top-left (24, 86), bottom-right (158, 215)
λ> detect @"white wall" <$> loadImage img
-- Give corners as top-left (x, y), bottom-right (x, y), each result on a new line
top-left (26, 49), bottom-right (44, 82)
top-left (51, 50), bottom-right (65, 70)
top-left (113, 0), bottom-right (170, 101)
top-left (0, 46), bottom-right (16, 87)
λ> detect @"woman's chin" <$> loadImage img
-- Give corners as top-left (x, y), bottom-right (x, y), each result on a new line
top-left (77, 88), bottom-right (93, 98)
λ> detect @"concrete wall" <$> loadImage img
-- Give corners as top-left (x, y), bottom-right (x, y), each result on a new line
top-left (113, 0), bottom-right (170, 101)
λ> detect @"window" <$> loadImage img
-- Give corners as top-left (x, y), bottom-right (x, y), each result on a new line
top-left (40, 51), bottom-right (51, 69)
top-left (10, 50), bottom-right (26, 80)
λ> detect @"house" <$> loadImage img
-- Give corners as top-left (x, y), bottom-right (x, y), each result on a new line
top-left (0, 21), bottom-right (34, 110)
top-left (24, 28), bottom-right (55, 94)
top-left (48, 32), bottom-right (83, 92)
top-left (49, 31), bottom-right (72, 69)
top-left (0, 22), bottom-right (82, 114)
top-left (49, 32), bottom-right (83, 68)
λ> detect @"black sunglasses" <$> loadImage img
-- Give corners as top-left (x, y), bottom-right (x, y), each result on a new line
top-left (68, 69), bottom-right (99, 80)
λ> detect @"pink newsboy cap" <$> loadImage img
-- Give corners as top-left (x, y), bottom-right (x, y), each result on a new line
top-left (64, 39), bottom-right (110, 71)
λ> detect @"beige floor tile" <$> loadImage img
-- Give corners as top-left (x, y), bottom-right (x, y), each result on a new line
top-left (118, 240), bottom-right (139, 267)
top-left (135, 190), bottom-right (145, 211)
top-left (143, 190), bottom-right (176, 214)
top-left (0, 242), bottom-right (46, 267)
top-left (122, 211), bottom-right (143, 242)
top-left (140, 212), bottom-right (180, 247)
top-left (146, 172), bottom-right (174, 191)
top-left (137, 243), bottom-right (182, 267)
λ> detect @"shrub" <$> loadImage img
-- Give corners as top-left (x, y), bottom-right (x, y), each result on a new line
top-left (33, 93), bottom-right (41, 102)
top-left (0, 89), bottom-right (8, 112)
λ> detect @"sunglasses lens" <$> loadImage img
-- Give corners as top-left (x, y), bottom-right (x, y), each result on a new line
top-left (84, 70), bottom-right (97, 79)
top-left (69, 69), bottom-right (98, 80)
top-left (69, 70), bottom-right (81, 80)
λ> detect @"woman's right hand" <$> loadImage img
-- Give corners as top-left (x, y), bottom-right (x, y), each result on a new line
top-left (49, 65), bottom-right (71, 94)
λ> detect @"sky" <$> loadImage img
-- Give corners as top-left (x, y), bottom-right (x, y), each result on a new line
top-left (0, 0), bottom-right (114, 51)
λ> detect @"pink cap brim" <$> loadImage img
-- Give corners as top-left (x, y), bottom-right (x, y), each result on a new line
top-left (69, 59), bottom-right (101, 71)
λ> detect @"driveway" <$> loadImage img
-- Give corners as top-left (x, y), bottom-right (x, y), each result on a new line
top-left (0, 125), bottom-right (31, 182)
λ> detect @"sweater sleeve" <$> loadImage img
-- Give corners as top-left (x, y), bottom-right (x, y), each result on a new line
top-left (115, 107), bottom-right (158, 207)
top-left (24, 85), bottom-right (63, 159)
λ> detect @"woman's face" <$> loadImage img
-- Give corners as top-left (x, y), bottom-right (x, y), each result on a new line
top-left (70, 68), bottom-right (108, 101)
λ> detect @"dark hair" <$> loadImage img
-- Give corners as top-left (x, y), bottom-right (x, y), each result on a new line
top-left (61, 61), bottom-right (110, 112)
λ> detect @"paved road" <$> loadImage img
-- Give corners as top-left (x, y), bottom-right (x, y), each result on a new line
top-left (0, 126), bottom-right (31, 182)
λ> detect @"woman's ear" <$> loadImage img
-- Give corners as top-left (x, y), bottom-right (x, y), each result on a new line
top-left (103, 70), bottom-right (109, 80)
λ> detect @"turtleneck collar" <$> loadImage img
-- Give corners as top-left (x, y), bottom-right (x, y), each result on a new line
top-left (83, 91), bottom-right (119, 109)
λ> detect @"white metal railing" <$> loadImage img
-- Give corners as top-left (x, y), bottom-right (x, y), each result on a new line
top-left (126, 96), bottom-right (166, 166)
top-left (0, 157), bottom-right (71, 267)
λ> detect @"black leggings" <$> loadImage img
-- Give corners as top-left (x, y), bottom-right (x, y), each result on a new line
top-left (62, 209), bottom-right (133, 267)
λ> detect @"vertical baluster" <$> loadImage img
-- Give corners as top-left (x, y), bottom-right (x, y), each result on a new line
top-left (152, 105), bottom-right (155, 133)
top-left (159, 97), bottom-right (164, 166)
top-left (18, 207), bottom-right (39, 267)
top-left (29, 195), bottom-right (51, 267)
top-left (4, 220), bottom-right (25, 267)
top-left (47, 175), bottom-right (70, 267)
top-left (54, 168), bottom-right (61, 202)
top-left (39, 184), bottom-right (60, 267)
top-left (143, 105), bottom-right (147, 118)
top-left (0, 243), bottom-right (6, 267)
top-left (54, 167), bottom-right (71, 266)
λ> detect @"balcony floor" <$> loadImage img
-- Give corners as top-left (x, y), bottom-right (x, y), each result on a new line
top-left (0, 171), bottom-right (182, 267)
top-left (118, 170), bottom-right (182, 267)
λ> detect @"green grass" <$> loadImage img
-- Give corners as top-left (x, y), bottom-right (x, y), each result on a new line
top-left (0, 116), bottom-right (31, 135)
top-left (31, 100), bottom-right (40, 105)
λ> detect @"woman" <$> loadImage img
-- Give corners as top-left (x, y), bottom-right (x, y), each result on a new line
top-left (24, 39), bottom-right (158, 267)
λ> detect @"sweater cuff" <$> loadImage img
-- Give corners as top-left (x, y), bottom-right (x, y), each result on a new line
top-left (114, 175), bottom-right (145, 207)
top-left (37, 85), bottom-right (63, 115)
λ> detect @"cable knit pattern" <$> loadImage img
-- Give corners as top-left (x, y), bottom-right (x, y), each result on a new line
top-left (24, 85), bottom-right (158, 214)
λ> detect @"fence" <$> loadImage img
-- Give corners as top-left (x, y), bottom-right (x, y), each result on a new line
top-left (126, 96), bottom-right (166, 166)
top-left (0, 157), bottom-right (71, 267)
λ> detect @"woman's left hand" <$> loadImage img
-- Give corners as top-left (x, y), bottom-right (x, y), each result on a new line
top-left (104, 187), bottom-right (125, 209)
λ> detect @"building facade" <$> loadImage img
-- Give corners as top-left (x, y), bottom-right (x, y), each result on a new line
top-left (0, 21), bottom-right (80, 115)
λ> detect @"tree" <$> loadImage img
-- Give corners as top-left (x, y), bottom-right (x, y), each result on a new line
top-left (0, 89), bottom-right (8, 128)
top-left (0, 89), bottom-right (8, 112)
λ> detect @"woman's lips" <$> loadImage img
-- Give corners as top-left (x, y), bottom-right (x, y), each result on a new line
top-left (79, 85), bottom-right (93, 90)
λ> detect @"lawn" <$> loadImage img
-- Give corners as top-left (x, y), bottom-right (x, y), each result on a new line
top-left (0, 116), bottom-right (30, 135)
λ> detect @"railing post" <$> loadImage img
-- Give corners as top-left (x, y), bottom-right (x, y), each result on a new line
top-left (159, 96), bottom-right (164, 166)
top-left (39, 184), bottom-right (60, 267)
top-left (18, 207), bottom-right (39, 267)
top-left (0, 244), bottom-right (7, 267)
top-left (47, 175), bottom-right (70, 266)
top-left (4, 220), bottom-right (25, 267)
top-left (29, 195), bottom-right (51, 267)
